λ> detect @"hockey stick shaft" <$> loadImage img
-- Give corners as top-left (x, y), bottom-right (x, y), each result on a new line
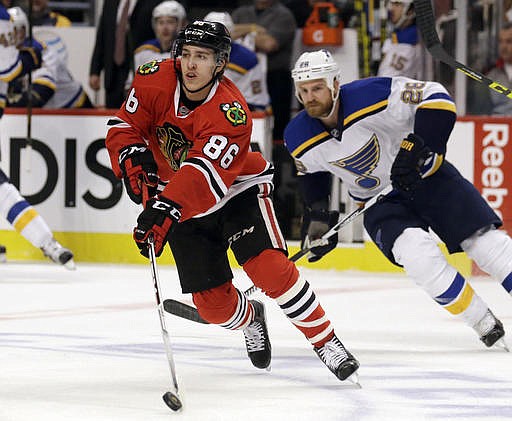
top-left (164, 187), bottom-right (392, 324)
top-left (414, 0), bottom-right (512, 99)
top-left (27, 0), bottom-right (33, 148)
top-left (148, 235), bottom-right (180, 397)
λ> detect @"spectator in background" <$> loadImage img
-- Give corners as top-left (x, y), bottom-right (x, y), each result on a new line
top-left (89, 0), bottom-right (174, 108)
top-left (32, 0), bottom-right (71, 26)
top-left (12, 0), bottom-right (71, 26)
top-left (7, 7), bottom-right (93, 109)
top-left (133, 1), bottom-right (186, 70)
top-left (377, 0), bottom-right (423, 79)
top-left (231, 0), bottom-right (297, 238)
top-left (231, 0), bottom-right (296, 142)
top-left (204, 11), bottom-right (271, 112)
top-left (484, 22), bottom-right (512, 115)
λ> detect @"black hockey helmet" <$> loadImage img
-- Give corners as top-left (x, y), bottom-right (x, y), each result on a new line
top-left (173, 20), bottom-right (231, 64)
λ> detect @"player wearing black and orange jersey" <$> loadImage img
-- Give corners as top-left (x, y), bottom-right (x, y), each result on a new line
top-left (105, 20), bottom-right (359, 382)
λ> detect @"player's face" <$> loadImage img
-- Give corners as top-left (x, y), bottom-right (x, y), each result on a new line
top-left (297, 79), bottom-right (334, 118)
top-left (155, 16), bottom-right (181, 45)
top-left (498, 28), bottom-right (512, 64)
top-left (181, 45), bottom-right (222, 94)
top-left (388, 2), bottom-right (405, 25)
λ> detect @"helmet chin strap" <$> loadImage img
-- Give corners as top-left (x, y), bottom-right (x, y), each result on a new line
top-left (323, 87), bottom-right (340, 119)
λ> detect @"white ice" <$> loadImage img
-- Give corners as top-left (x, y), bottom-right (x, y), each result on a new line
top-left (1, 262), bottom-right (512, 421)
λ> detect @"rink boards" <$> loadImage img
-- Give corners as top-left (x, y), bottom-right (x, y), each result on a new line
top-left (1, 110), bottom-right (511, 276)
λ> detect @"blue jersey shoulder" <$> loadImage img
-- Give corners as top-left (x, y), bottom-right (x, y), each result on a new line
top-left (229, 43), bottom-right (258, 73)
top-left (394, 24), bottom-right (418, 45)
top-left (341, 77), bottom-right (392, 128)
top-left (0, 6), bottom-right (10, 21)
top-left (284, 110), bottom-right (329, 158)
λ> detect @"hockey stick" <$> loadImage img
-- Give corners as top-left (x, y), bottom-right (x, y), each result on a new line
top-left (164, 187), bottom-right (392, 324)
top-left (414, 0), bottom-right (512, 99)
top-left (147, 234), bottom-right (183, 412)
top-left (162, 285), bottom-right (258, 325)
top-left (289, 185), bottom-right (393, 262)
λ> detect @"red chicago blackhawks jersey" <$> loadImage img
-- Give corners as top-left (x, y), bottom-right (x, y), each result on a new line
top-left (106, 59), bottom-right (273, 221)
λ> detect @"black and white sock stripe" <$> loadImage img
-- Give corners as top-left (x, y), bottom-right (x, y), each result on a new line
top-left (219, 289), bottom-right (252, 330)
top-left (276, 278), bottom-right (321, 323)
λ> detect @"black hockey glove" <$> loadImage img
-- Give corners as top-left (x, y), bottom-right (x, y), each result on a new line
top-left (390, 133), bottom-right (431, 193)
top-left (133, 196), bottom-right (182, 258)
top-left (301, 208), bottom-right (339, 263)
top-left (119, 144), bottom-right (158, 204)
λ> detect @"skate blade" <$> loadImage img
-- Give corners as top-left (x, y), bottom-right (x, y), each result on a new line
top-left (64, 259), bottom-right (77, 271)
top-left (346, 371), bottom-right (362, 388)
top-left (495, 338), bottom-right (510, 352)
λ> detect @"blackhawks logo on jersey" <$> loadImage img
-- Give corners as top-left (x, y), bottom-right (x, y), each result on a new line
top-left (156, 123), bottom-right (192, 171)
top-left (137, 60), bottom-right (161, 76)
top-left (220, 101), bottom-right (247, 127)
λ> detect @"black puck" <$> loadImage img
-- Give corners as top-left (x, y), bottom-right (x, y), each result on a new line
top-left (162, 391), bottom-right (182, 411)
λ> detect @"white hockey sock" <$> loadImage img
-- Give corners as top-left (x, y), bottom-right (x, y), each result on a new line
top-left (0, 182), bottom-right (53, 248)
top-left (393, 228), bottom-right (488, 326)
top-left (462, 227), bottom-right (512, 295)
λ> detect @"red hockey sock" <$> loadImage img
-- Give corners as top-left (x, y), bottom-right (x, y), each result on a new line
top-left (243, 249), bottom-right (334, 347)
top-left (192, 281), bottom-right (253, 329)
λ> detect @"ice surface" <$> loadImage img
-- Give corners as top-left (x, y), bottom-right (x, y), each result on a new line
top-left (1, 262), bottom-right (512, 421)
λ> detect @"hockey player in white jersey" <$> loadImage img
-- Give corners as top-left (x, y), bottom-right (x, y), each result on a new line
top-left (285, 49), bottom-right (512, 350)
top-left (377, 0), bottom-right (423, 79)
top-left (7, 7), bottom-right (93, 109)
top-left (0, 1), bottom-right (74, 267)
top-left (133, 1), bottom-right (186, 70)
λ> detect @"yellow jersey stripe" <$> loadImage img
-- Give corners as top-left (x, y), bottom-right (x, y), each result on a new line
top-left (291, 131), bottom-right (330, 158)
top-left (418, 101), bottom-right (457, 113)
top-left (227, 62), bottom-right (247, 75)
top-left (344, 99), bottom-right (388, 127)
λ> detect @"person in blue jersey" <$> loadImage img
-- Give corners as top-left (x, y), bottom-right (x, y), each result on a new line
top-left (284, 49), bottom-right (512, 350)
top-left (204, 11), bottom-right (270, 112)
top-left (377, 0), bottom-right (424, 79)
top-left (0, 0), bottom-right (74, 267)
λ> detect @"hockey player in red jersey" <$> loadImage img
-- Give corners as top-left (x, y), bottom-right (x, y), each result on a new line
top-left (105, 20), bottom-right (359, 382)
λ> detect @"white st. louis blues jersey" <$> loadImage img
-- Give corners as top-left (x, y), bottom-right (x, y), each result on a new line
top-left (284, 77), bottom-right (456, 202)
top-left (32, 29), bottom-right (88, 108)
top-left (0, 6), bottom-right (22, 83)
top-left (377, 25), bottom-right (423, 79)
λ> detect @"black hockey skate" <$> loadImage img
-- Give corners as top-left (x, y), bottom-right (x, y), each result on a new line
top-left (473, 310), bottom-right (508, 350)
top-left (243, 300), bottom-right (271, 370)
top-left (314, 335), bottom-right (360, 381)
top-left (0, 244), bottom-right (6, 263)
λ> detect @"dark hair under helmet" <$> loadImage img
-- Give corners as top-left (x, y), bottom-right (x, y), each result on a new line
top-left (173, 20), bottom-right (231, 64)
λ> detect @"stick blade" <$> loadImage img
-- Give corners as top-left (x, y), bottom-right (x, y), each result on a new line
top-left (163, 299), bottom-right (209, 324)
